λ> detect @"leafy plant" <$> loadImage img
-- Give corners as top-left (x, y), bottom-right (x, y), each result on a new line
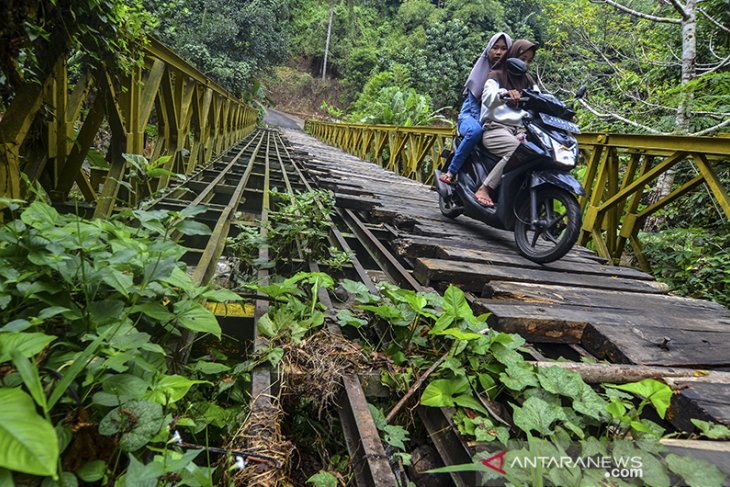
top-left (0, 197), bottom-right (247, 483)
top-left (228, 189), bottom-right (350, 278)
top-left (640, 226), bottom-right (729, 306)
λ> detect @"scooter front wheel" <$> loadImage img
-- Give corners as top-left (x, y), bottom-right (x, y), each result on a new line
top-left (514, 187), bottom-right (581, 263)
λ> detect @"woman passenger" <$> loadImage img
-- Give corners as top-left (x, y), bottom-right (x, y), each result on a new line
top-left (438, 32), bottom-right (512, 185)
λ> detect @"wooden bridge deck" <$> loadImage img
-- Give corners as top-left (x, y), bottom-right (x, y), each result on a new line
top-left (281, 127), bottom-right (730, 431)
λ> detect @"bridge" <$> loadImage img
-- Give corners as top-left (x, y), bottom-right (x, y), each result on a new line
top-left (1, 36), bottom-right (729, 486)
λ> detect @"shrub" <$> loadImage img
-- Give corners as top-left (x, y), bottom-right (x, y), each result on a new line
top-left (640, 226), bottom-right (729, 306)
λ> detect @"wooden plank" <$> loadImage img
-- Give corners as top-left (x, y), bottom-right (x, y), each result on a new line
top-left (669, 383), bottom-right (730, 429)
top-left (438, 247), bottom-right (654, 280)
top-left (473, 300), bottom-right (588, 343)
top-left (582, 322), bottom-right (730, 367)
top-left (483, 281), bottom-right (729, 315)
top-left (659, 439), bottom-right (730, 475)
top-left (414, 257), bottom-right (668, 294)
top-left (474, 297), bottom-right (728, 345)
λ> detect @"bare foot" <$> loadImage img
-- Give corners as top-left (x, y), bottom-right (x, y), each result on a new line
top-left (474, 185), bottom-right (494, 207)
top-left (438, 171), bottom-right (455, 184)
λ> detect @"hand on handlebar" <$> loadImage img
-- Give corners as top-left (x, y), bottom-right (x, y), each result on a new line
top-left (499, 90), bottom-right (521, 101)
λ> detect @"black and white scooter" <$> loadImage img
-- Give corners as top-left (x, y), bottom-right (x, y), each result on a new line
top-left (436, 60), bottom-right (586, 263)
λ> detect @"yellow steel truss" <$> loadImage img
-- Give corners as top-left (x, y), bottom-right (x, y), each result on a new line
top-left (306, 120), bottom-right (730, 268)
top-left (0, 37), bottom-right (257, 217)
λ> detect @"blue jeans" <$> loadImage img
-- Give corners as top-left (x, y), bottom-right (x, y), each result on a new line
top-left (447, 95), bottom-right (483, 174)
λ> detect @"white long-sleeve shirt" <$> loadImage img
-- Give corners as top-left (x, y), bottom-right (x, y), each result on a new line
top-left (480, 78), bottom-right (538, 127)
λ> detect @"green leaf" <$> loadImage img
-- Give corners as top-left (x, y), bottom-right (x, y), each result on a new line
top-left (102, 374), bottom-right (150, 399)
top-left (48, 325), bottom-right (117, 409)
top-left (690, 419), bottom-right (730, 440)
top-left (608, 379), bottom-right (673, 419)
top-left (76, 460), bottom-right (106, 482)
top-left (441, 285), bottom-right (472, 320)
top-left (420, 377), bottom-right (470, 408)
top-left (146, 167), bottom-right (176, 179)
top-left (162, 267), bottom-right (196, 295)
top-left (202, 288), bottom-right (241, 302)
top-left (132, 303), bottom-right (174, 323)
top-left (266, 347), bottom-right (284, 367)
top-left (339, 279), bottom-right (378, 303)
top-left (145, 375), bottom-right (209, 405)
top-left (121, 454), bottom-right (163, 487)
top-left (512, 396), bottom-right (566, 436)
top-left (431, 327), bottom-right (483, 341)
top-left (383, 423), bottom-right (409, 450)
top-left (20, 201), bottom-right (60, 230)
top-left (500, 362), bottom-right (539, 391)
top-left (452, 394), bottom-right (488, 415)
top-left (606, 399), bottom-right (627, 420)
top-left (537, 366), bottom-right (584, 398)
top-left (0, 332), bottom-right (56, 363)
top-left (666, 453), bottom-right (725, 487)
top-left (11, 350), bottom-right (47, 411)
top-left (426, 462), bottom-right (490, 474)
top-left (357, 304), bottom-right (404, 321)
top-left (175, 220), bottom-right (212, 236)
top-left (0, 388), bottom-right (59, 477)
top-left (89, 299), bottom-right (126, 327)
top-left (192, 361), bottom-right (230, 375)
top-left (41, 472), bottom-right (77, 487)
top-left (336, 309), bottom-right (368, 328)
top-left (0, 468), bottom-right (13, 486)
top-left (173, 301), bottom-right (221, 338)
top-left (306, 471), bottom-right (338, 487)
top-left (101, 269), bottom-right (134, 298)
top-left (99, 400), bottom-right (163, 452)
top-left (257, 314), bottom-right (277, 338)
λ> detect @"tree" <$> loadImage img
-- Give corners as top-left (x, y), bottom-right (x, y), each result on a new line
top-left (146, 0), bottom-right (290, 95)
top-left (583, 0), bottom-right (728, 229)
top-left (323, 0), bottom-right (335, 80)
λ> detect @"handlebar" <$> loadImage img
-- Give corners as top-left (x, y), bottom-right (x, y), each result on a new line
top-left (499, 91), bottom-right (531, 106)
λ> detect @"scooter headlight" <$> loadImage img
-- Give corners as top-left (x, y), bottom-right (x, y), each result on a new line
top-left (551, 139), bottom-right (577, 167)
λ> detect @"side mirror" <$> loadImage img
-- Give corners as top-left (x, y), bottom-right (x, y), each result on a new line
top-left (575, 85), bottom-right (587, 99)
top-left (506, 58), bottom-right (528, 76)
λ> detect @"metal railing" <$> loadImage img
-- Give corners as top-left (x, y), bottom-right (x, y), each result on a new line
top-left (305, 120), bottom-right (730, 268)
top-left (0, 37), bottom-right (258, 217)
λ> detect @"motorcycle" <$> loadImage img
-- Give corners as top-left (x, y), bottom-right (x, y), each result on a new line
top-left (436, 60), bottom-right (586, 263)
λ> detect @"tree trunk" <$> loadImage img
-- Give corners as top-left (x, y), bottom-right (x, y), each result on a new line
top-left (644, 0), bottom-right (697, 231)
top-left (322, 0), bottom-right (335, 81)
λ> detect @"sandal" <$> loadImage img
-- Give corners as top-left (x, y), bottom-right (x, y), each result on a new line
top-left (474, 186), bottom-right (494, 208)
top-left (438, 172), bottom-right (455, 184)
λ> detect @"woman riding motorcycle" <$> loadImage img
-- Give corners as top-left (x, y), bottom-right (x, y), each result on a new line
top-left (475, 39), bottom-right (538, 207)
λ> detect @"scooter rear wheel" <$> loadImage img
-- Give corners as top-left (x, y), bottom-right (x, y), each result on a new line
top-left (439, 192), bottom-right (463, 219)
top-left (514, 187), bottom-right (581, 263)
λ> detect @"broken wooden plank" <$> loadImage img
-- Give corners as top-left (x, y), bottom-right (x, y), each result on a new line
top-left (438, 247), bottom-right (653, 280)
top-left (668, 383), bottom-right (730, 429)
top-left (483, 281), bottom-right (729, 316)
top-left (582, 322), bottom-right (730, 367)
top-left (414, 258), bottom-right (669, 294)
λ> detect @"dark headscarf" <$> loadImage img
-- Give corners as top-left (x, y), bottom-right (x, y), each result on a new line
top-left (487, 39), bottom-right (537, 92)
top-left (463, 32), bottom-right (513, 99)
